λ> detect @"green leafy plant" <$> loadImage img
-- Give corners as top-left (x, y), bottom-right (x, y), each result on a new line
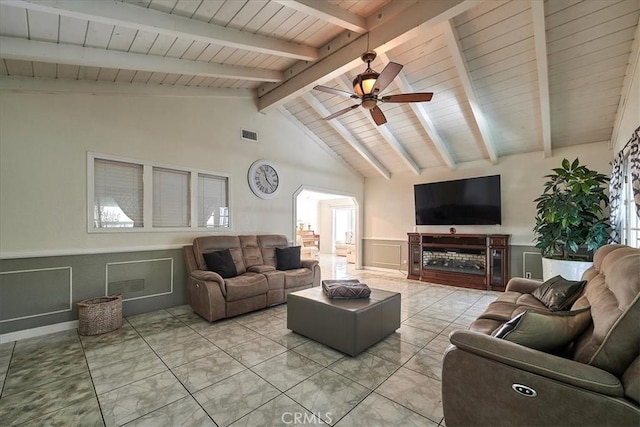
top-left (533, 158), bottom-right (610, 260)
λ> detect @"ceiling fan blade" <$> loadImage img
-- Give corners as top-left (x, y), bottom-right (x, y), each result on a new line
top-left (372, 62), bottom-right (403, 93)
top-left (370, 105), bottom-right (387, 126)
top-left (381, 92), bottom-right (433, 103)
top-left (313, 85), bottom-right (358, 99)
top-left (324, 104), bottom-right (360, 121)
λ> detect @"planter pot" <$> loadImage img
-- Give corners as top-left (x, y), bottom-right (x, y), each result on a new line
top-left (542, 257), bottom-right (592, 281)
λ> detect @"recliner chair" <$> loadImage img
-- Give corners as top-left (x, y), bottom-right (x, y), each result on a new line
top-left (442, 244), bottom-right (640, 426)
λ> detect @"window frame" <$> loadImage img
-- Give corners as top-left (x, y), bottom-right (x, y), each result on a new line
top-left (87, 152), bottom-right (233, 233)
top-left (621, 155), bottom-right (639, 248)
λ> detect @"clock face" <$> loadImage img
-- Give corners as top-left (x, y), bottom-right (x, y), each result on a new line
top-left (248, 160), bottom-right (280, 199)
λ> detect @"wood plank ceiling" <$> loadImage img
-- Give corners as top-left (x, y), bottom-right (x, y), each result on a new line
top-left (0, 0), bottom-right (638, 178)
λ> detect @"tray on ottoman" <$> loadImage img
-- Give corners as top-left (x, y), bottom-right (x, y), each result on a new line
top-left (287, 286), bottom-right (401, 356)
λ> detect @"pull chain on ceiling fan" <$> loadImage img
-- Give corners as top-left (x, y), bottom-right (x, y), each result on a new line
top-left (313, 50), bottom-right (433, 126)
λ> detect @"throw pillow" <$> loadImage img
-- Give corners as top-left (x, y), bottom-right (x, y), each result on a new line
top-left (531, 275), bottom-right (587, 311)
top-left (494, 307), bottom-right (592, 352)
top-left (276, 246), bottom-right (302, 270)
top-left (203, 249), bottom-right (237, 279)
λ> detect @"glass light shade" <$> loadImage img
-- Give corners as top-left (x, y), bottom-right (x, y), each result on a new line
top-left (353, 70), bottom-right (379, 97)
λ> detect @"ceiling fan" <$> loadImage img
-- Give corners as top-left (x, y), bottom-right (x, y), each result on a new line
top-left (313, 50), bottom-right (433, 126)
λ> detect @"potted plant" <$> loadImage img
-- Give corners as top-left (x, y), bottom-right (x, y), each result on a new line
top-left (533, 158), bottom-right (611, 280)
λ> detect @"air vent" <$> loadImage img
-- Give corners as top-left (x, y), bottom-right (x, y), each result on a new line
top-left (241, 129), bottom-right (258, 142)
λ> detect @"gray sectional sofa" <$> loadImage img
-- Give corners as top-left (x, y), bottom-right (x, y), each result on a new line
top-left (183, 234), bottom-right (320, 322)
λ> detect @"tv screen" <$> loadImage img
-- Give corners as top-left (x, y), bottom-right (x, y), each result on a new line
top-left (414, 175), bottom-right (501, 225)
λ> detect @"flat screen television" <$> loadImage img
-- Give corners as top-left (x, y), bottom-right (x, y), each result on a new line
top-left (414, 175), bottom-right (501, 225)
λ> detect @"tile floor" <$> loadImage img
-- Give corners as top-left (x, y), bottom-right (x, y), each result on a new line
top-left (0, 256), bottom-right (498, 426)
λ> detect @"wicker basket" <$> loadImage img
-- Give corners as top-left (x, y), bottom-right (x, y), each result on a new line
top-left (77, 295), bottom-right (123, 336)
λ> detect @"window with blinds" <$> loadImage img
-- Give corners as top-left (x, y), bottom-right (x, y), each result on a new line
top-left (197, 174), bottom-right (229, 228)
top-left (153, 167), bottom-right (190, 227)
top-left (89, 153), bottom-right (231, 232)
top-left (93, 159), bottom-right (143, 228)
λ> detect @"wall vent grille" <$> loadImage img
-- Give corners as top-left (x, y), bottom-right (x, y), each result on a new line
top-left (241, 129), bottom-right (258, 142)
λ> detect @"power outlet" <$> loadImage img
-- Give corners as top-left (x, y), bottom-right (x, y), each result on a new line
top-left (525, 272), bottom-right (532, 279)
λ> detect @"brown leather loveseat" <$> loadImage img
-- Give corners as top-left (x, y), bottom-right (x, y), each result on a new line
top-left (442, 244), bottom-right (640, 426)
top-left (184, 234), bottom-right (320, 322)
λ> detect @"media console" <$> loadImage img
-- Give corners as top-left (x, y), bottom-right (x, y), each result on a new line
top-left (407, 233), bottom-right (510, 291)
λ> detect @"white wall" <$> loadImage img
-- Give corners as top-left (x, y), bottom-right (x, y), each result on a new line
top-left (613, 48), bottom-right (640, 153)
top-left (363, 141), bottom-right (612, 246)
top-left (0, 91), bottom-right (363, 256)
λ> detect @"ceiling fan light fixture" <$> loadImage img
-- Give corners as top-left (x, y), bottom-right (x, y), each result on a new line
top-left (353, 70), bottom-right (379, 97)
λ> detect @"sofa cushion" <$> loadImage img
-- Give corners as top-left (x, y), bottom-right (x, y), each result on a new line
top-left (193, 235), bottom-right (243, 272)
top-left (284, 268), bottom-right (313, 289)
top-left (258, 234), bottom-right (289, 268)
top-left (276, 246), bottom-right (302, 270)
top-left (494, 307), bottom-right (592, 352)
top-left (479, 295), bottom-right (547, 323)
top-left (203, 249), bottom-right (238, 279)
top-left (262, 270), bottom-right (285, 291)
top-left (240, 235), bottom-right (264, 268)
top-left (532, 275), bottom-right (586, 311)
top-left (224, 273), bottom-right (268, 302)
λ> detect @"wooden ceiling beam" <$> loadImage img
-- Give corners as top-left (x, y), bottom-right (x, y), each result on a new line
top-left (336, 76), bottom-right (421, 175)
top-left (0, 37), bottom-right (283, 82)
top-left (532, 0), bottom-right (552, 158)
top-left (257, 0), bottom-right (477, 112)
top-left (378, 52), bottom-right (457, 170)
top-left (273, 0), bottom-right (367, 33)
top-left (5, 0), bottom-right (318, 61)
top-left (302, 92), bottom-right (391, 179)
top-left (443, 20), bottom-right (499, 164)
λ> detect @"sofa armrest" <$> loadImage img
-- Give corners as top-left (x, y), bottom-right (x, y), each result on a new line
top-left (448, 330), bottom-right (623, 397)
top-left (505, 277), bottom-right (543, 294)
top-left (191, 269), bottom-right (223, 282)
top-left (301, 259), bottom-right (319, 269)
top-left (190, 269), bottom-right (227, 296)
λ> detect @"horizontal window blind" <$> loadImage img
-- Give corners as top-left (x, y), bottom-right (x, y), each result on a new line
top-left (153, 167), bottom-right (190, 227)
top-left (198, 174), bottom-right (229, 228)
top-left (94, 159), bottom-right (143, 228)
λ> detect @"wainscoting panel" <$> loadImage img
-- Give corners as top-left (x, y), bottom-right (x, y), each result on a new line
top-left (0, 267), bottom-right (72, 322)
top-left (106, 258), bottom-right (173, 301)
top-left (0, 248), bottom-right (186, 336)
top-left (363, 239), bottom-right (407, 271)
top-left (372, 243), bottom-right (402, 267)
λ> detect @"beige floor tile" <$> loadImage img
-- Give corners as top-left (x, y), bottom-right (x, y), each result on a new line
top-left (194, 370), bottom-right (280, 427)
top-left (285, 369), bottom-right (370, 426)
top-left (98, 371), bottom-right (189, 426)
top-left (335, 392), bottom-right (436, 426)
top-left (376, 367), bottom-right (443, 423)
top-left (252, 351), bottom-right (323, 391)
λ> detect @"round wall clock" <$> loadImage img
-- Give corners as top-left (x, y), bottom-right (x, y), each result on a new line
top-left (248, 159), bottom-right (280, 199)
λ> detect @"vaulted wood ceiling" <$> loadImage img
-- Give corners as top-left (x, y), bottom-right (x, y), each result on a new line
top-left (1, 0), bottom-right (638, 178)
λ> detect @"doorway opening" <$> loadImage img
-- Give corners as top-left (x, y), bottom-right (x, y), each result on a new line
top-left (293, 187), bottom-right (360, 267)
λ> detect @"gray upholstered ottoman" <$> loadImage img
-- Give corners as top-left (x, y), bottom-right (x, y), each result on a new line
top-left (287, 286), bottom-right (401, 356)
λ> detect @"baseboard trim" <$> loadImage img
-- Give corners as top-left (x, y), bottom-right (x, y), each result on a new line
top-left (362, 266), bottom-right (407, 276)
top-left (0, 320), bottom-right (79, 344)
